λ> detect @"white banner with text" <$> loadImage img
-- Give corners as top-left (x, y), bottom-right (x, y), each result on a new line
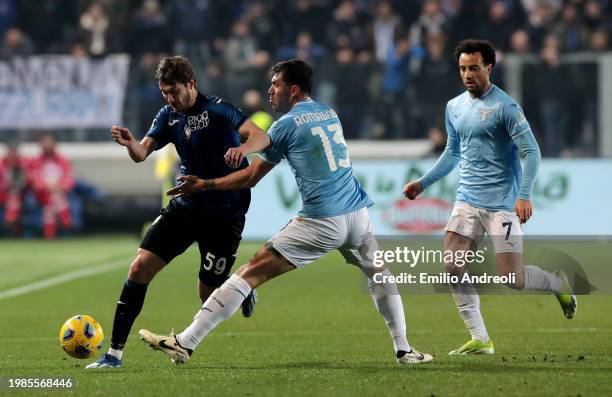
top-left (0, 55), bottom-right (130, 129)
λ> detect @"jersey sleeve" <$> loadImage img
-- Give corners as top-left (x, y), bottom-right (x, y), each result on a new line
top-left (502, 102), bottom-right (532, 139)
top-left (258, 118), bottom-right (290, 164)
top-left (208, 97), bottom-right (248, 131)
top-left (513, 129), bottom-right (541, 200)
top-left (145, 106), bottom-right (171, 150)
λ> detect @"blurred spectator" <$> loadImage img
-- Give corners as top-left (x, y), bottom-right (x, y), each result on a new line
top-left (525, 1), bottom-right (557, 49)
top-left (326, 0), bottom-right (369, 51)
top-left (424, 126), bottom-right (447, 158)
top-left (241, 89), bottom-right (273, 132)
top-left (223, 20), bottom-right (270, 101)
top-left (332, 47), bottom-right (373, 139)
top-left (448, 1), bottom-right (486, 45)
top-left (277, 31), bottom-right (325, 66)
top-left (0, 141), bottom-right (29, 235)
top-left (0, 0), bottom-right (17, 40)
top-left (584, 0), bottom-right (611, 32)
top-left (69, 42), bottom-right (88, 58)
top-left (409, 0), bottom-right (448, 49)
top-left (127, 0), bottom-right (173, 56)
top-left (521, 0), bottom-right (562, 16)
top-left (284, 0), bottom-right (329, 46)
top-left (0, 27), bottom-right (34, 58)
top-left (373, 0), bottom-right (400, 63)
top-left (527, 40), bottom-right (574, 157)
top-left (575, 28), bottom-right (609, 156)
top-left (510, 29), bottom-right (532, 54)
top-left (376, 27), bottom-right (424, 139)
top-left (243, 1), bottom-right (277, 54)
top-left (131, 52), bottom-right (168, 137)
top-left (29, 134), bottom-right (75, 239)
top-left (480, 1), bottom-right (516, 51)
top-left (169, 0), bottom-right (216, 65)
top-left (17, 0), bottom-right (76, 53)
top-left (199, 60), bottom-right (229, 99)
top-left (590, 28), bottom-right (609, 51)
top-left (552, 2), bottom-right (590, 51)
top-left (415, 33), bottom-right (461, 133)
top-left (77, 1), bottom-right (110, 56)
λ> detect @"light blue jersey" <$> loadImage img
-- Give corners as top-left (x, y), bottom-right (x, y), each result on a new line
top-left (259, 100), bottom-right (373, 218)
top-left (420, 84), bottom-right (541, 211)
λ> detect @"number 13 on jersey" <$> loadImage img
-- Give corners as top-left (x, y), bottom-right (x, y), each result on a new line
top-left (311, 123), bottom-right (350, 171)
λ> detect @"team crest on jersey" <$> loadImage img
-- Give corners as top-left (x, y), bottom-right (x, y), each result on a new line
top-left (184, 111), bottom-right (209, 139)
top-left (479, 103), bottom-right (500, 122)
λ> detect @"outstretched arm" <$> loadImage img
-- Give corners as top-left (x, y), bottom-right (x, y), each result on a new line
top-left (403, 112), bottom-right (460, 200)
top-left (225, 120), bottom-right (272, 168)
top-left (404, 104), bottom-right (460, 200)
top-left (418, 135), bottom-right (460, 190)
top-left (167, 157), bottom-right (276, 196)
top-left (111, 125), bottom-right (156, 163)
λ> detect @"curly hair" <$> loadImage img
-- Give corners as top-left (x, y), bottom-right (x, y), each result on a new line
top-left (453, 39), bottom-right (496, 67)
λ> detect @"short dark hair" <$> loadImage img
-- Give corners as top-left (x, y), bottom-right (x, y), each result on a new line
top-left (454, 39), bottom-right (496, 68)
top-left (270, 59), bottom-right (313, 94)
top-left (155, 56), bottom-right (197, 85)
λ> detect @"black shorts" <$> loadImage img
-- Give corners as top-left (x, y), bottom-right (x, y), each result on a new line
top-left (140, 199), bottom-right (245, 288)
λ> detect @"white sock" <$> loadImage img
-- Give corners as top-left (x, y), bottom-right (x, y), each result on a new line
top-left (523, 265), bottom-right (561, 293)
top-left (177, 274), bottom-right (252, 350)
top-left (367, 269), bottom-right (411, 353)
top-left (107, 347), bottom-right (123, 360)
top-left (450, 278), bottom-right (489, 342)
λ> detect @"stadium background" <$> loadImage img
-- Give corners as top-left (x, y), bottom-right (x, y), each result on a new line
top-left (1, 0), bottom-right (612, 238)
top-left (1, 2), bottom-right (611, 396)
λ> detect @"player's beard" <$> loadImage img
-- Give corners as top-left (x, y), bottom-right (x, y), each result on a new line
top-left (465, 81), bottom-right (483, 98)
top-left (271, 95), bottom-right (290, 113)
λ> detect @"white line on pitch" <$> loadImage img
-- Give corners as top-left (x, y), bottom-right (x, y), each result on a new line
top-left (0, 258), bottom-right (128, 301)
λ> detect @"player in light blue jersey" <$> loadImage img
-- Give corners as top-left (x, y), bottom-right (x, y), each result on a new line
top-left (138, 59), bottom-right (432, 365)
top-left (403, 39), bottom-right (577, 355)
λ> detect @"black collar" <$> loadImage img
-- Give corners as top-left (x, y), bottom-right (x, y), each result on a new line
top-left (183, 92), bottom-right (205, 115)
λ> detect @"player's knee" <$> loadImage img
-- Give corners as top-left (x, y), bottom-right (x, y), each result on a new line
top-left (236, 245), bottom-right (291, 287)
top-left (128, 250), bottom-right (162, 283)
top-left (236, 260), bottom-right (267, 287)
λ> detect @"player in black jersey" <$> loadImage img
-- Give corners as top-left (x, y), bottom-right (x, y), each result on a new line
top-left (86, 56), bottom-right (270, 368)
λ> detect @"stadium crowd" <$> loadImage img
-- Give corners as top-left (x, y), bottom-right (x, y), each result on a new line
top-left (0, 135), bottom-right (79, 238)
top-left (1, 0), bottom-right (611, 154)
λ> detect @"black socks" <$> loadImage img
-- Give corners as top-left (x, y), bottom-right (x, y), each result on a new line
top-left (110, 279), bottom-right (148, 350)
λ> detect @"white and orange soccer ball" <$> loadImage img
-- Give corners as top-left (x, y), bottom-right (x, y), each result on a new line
top-left (59, 315), bottom-right (104, 359)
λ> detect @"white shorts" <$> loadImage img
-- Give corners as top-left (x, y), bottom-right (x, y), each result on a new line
top-left (445, 202), bottom-right (523, 253)
top-left (267, 207), bottom-right (379, 272)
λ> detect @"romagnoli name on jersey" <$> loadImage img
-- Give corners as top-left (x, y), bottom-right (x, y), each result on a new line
top-left (293, 109), bottom-right (339, 127)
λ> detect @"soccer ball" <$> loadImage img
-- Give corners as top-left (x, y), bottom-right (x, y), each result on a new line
top-left (59, 315), bottom-right (104, 359)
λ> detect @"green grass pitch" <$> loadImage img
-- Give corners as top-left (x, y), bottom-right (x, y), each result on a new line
top-left (0, 236), bottom-right (610, 396)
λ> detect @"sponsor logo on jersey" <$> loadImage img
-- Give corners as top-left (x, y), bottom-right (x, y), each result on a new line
top-left (184, 111), bottom-right (209, 139)
top-left (381, 198), bottom-right (452, 233)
